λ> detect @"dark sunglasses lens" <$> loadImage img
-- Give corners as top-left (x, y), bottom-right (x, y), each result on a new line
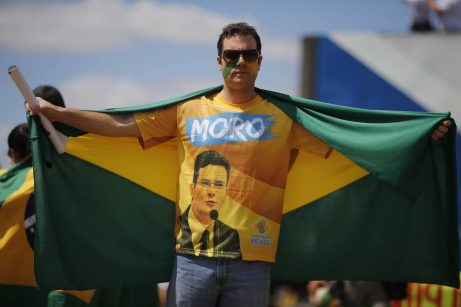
top-left (223, 50), bottom-right (240, 62)
top-left (223, 50), bottom-right (259, 62)
top-left (242, 50), bottom-right (259, 62)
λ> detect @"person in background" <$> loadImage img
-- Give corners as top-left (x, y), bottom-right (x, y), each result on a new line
top-left (308, 280), bottom-right (407, 307)
top-left (427, 0), bottom-right (461, 31)
top-left (33, 85), bottom-right (66, 108)
top-left (402, 0), bottom-right (434, 32)
top-left (7, 123), bottom-right (31, 166)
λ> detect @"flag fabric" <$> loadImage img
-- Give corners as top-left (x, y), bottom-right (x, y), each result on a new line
top-left (29, 86), bottom-right (459, 290)
top-left (46, 285), bottom-right (159, 307)
top-left (0, 159), bottom-right (36, 286)
top-left (0, 159), bottom-right (47, 306)
top-left (0, 160), bottom-right (159, 306)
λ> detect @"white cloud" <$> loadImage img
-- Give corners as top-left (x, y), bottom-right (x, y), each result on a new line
top-left (0, 0), bottom-right (297, 60)
top-left (262, 37), bottom-right (300, 62)
top-left (0, 0), bottom-right (230, 53)
top-left (58, 74), bottom-right (218, 110)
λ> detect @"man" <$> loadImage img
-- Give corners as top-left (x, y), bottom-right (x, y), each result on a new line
top-left (177, 150), bottom-right (241, 258)
top-left (28, 22), bottom-right (452, 307)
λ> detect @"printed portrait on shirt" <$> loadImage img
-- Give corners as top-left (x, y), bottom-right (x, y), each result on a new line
top-left (177, 150), bottom-right (241, 258)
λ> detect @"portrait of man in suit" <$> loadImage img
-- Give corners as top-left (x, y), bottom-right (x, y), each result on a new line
top-left (177, 150), bottom-right (241, 259)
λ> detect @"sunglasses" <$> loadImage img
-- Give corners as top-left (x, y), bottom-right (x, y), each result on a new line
top-left (221, 49), bottom-right (260, 63)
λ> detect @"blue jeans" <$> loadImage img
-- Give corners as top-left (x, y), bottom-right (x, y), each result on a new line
top-left (166, 254), bottom-right (271, 307)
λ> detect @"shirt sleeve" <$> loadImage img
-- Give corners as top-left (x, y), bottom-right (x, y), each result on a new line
top-left (289, 121), bottom-right (332, 158)
top-left (134, 104), bottom-right (178, 149)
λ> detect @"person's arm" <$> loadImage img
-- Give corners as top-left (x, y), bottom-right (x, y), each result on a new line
top-left (430, 118), bottom-right (452, 141)
top-left (28, 97), bottom-right (140, 137)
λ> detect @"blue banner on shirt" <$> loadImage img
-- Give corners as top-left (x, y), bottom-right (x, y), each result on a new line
top-left (186, 113), bottom-right (274, 146)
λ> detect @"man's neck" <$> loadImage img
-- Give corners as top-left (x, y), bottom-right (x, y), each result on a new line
top-left (219, 87), bottom-right (257, 105)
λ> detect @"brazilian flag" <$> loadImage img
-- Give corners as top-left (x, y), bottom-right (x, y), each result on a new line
top-left (0, 160), bottom-right (159, 306)
top-left (30, 86), bottom-right (459, 290)
top-left (0, 160), bottom-right (48, 306)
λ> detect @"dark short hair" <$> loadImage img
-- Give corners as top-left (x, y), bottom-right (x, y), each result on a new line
top-left (33, 85), bottom-right (66, 107)
top-left (193, 150), bottom-right (231, 184)
top-left (8, 123), bottom-right (30, 161)
top-left (217, 22), bottom-right (262, 56)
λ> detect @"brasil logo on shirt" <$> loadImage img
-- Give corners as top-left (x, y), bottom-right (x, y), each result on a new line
top-left (251, 219), bottom-right (271, 247)
top-left (185, 112), bottom-right (274, 146)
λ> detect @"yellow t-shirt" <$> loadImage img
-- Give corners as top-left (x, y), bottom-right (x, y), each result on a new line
top-left (134, 94), bottom-right (330, 262)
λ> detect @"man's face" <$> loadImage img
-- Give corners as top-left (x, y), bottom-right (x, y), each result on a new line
top-left (190, 164), bottom-right (228, 225)
top-left (217, 34), bottom-right (262, 91)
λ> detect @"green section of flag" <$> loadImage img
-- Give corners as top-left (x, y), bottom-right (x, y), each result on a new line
top-left (266, 89), bottom-right (458, 287)
top-left (260, 89), bottom-right (455, 200)
top-left (0, 159), bottom-right (30, 207)
top-left (0, 285), bottom-right (160, 307)
top-left (47, 285), bottom-right (159, 307)
top-left (30, 87), bottom-right (459, 289)
top-left (89, 284), bottom-right (159, 307)
top-left (0, 285), bottom-right (48, 307)
top-left (32, 128), bottom-right (175, 289)
top-left (274, 172), bottom-right (458, 286)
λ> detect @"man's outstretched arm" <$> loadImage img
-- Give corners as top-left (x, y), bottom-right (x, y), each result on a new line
top-left (28, 97), bottom-right (140, 137)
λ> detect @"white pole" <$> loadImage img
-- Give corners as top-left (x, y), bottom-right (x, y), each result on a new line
top-left (8, 65), bottom-right (67, 154)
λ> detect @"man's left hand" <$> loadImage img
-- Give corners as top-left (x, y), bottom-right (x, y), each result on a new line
top-left (431, 119), bottom-right (453, 141)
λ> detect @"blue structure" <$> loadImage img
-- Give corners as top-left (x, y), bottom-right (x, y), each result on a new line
top-left (301, 33), bottom-right (461, 263)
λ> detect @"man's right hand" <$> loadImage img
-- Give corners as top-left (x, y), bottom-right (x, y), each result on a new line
top-left (26, 97), bottom-right (61, 121)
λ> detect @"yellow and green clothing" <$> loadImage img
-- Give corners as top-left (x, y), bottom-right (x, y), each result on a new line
top-left (135, 94), bottom-right (330, 262)
top-left (0, 160), bottom-right (35, 287)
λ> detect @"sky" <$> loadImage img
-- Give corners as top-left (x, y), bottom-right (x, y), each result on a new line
top-left (0, 0), bottom-right (412, 168)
